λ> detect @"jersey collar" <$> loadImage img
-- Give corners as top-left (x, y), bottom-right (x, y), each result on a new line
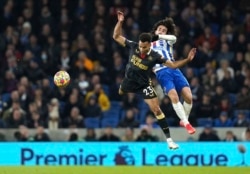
top-left (136, 48), bottom-right (152, 56)
top-left (146, 48), bottom-right (152, 55)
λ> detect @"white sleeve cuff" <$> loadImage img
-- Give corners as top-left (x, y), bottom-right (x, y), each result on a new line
top-left (158, 35), bottom-right (177, 43)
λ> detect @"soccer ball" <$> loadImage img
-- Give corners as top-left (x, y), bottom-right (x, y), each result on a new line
top-left (53, 70), bottom-right (70, 88)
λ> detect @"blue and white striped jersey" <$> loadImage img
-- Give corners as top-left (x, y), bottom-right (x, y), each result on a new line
top-left (151, 36), bottom-right (176, 72)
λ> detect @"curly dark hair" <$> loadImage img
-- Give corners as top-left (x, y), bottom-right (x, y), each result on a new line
top-left (139, 32), bottom-right (152, 42)
top-left (150, 17), bottom-right (177, 36)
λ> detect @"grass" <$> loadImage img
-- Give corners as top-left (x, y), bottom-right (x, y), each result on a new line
top-left (0, 166), bottom-right (249, 174)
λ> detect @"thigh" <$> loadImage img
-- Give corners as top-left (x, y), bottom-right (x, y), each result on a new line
top-left (156, 70), bottom-right (175, 95)
top-left (120, 78), bottom-right (138, 93)
top-left (139, 85), bottom-right (158, 99)
top-left (173, 70), bottom-right (190, 93)
top-left (122, 78), bottom-right (158, 99)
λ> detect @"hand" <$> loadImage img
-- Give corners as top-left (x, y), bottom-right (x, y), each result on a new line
top-left (187, 48), bottom-right (196, 61)
top-left (151, 34), bottom-right (159, 42)
top-left (117, 11), bottom-right (124, 22)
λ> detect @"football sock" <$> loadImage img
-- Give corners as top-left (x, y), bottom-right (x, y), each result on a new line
top-left (156, 114), bottom-right (171, 138)
top-left (183, 101), bottom-right (192, 120)
top-left (172, 102), bottom-right (189, 125)
top-left (167, 138), bottom-right (173, 142)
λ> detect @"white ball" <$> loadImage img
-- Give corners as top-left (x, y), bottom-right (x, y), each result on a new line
top-left (54, 70), bottom-right (70, 88)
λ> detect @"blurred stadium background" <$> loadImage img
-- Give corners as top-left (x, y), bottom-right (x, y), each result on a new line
top-left (0, 0), bottom-right (250, 173)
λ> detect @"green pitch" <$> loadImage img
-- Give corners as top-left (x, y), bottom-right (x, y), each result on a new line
top-left (0, 166), bottom-right (249, 174)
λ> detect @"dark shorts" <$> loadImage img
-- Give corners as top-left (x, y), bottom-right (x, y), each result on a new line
top-left (120, 78), bottom-right (158, 99)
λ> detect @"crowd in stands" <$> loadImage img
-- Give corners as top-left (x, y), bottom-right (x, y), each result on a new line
top-left (0, 0), bottom-right (250, 141)
top-left (0, 124), bottom-right (249, 142)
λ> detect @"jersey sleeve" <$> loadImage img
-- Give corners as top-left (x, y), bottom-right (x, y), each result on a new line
top-left (125, 39), bottom-right (137, 49)
top-left (158, 34), bottom-right (177, 44)
top-left (154, 52), bottom-right (166, 64)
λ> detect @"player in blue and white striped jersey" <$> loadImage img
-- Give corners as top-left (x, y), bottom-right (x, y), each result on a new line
top-left (150, 18), bottom-right (196, 134)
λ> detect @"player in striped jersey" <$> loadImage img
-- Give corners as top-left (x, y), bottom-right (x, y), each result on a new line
top-left (150, 18), bottom-right (196, 134)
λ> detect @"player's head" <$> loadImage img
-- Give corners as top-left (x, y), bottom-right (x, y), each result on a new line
top-left (138, 33), bottom-right (151, 54)
top-left (151, 17), bottom-right (177, 35)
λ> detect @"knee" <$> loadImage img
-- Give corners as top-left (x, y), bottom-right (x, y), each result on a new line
top-left (182, 88), bottom-right (193, 103)
top-left (168, 94), bottom-right (179, 103)
top-left (150, 105), bottom-right (162, 116)
top-left (168, 90), bottom-right (180, 103)
top-left (184, 94), bottom-right (193, 104)
top-left (185, 97), bottom-right (192, 104)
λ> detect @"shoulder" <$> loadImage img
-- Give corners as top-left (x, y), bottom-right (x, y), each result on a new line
top-left (150, 49), bottom-right (158, 54)
top-left (150, 49), bottom-right (162, 57)
top-left (125, 39), bottom-right (137, 47)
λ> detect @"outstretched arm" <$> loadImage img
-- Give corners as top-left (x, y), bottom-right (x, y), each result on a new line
top-left (151, 34), bottom-right (176, 43)
top-left (113, 11), bottom-right (126, 46)
top-left (159, 35), bottom-right (177, 43)
top-left (163, 48), bottom-right (196, 68)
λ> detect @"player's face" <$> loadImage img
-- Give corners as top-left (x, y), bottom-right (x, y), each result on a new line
top-left (155, 25), bottom-right (168, 35)
top-left (138, 41), bottom-right (151, 54)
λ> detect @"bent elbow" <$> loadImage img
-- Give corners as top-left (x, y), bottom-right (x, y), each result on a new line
top-left (113, 33), bottom-right (119, 41)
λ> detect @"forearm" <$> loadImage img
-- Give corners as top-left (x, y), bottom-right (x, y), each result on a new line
top-left (113, 21), bottom-right (123, 39)
top-left (173, 58), bottom-right (189, 68)
top-left (158, 34), bottom-right (177, 42)
top-left (113, 21), bottom-right (126, 46)
top-left (164, 58), bottom-right (189, 68)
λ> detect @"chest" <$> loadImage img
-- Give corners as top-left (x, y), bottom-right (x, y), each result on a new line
top-left (151, 40), bottom-right (168, 49)
top-left (129, 52), bottom-right (157, 70)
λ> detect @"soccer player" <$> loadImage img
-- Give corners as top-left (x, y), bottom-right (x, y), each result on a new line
top-left (150, 18), bottom-right (196, 134)
top-left (113, 11), bottom-right (196, 149)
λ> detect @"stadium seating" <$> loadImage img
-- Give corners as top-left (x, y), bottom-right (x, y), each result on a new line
top-left (100, 103), bottom-right (122, 127)
top-left (84, 117), bottom-right (100, 128)
top-left (101, 117), bottom-right (119, 128)
top-left (197, 118), bottom-right (213, 127)
top-left (59, 101), bottom-right (66, 114)
top-left (102, 84), bottom-right (110, 97)
top-left (1, 93), bottom-right (11, 103)
top-left (233, 110), bottom-right (250, 119)
top-left (228, 93), bottom-right (237, 106)
top-left (136, 96), bottom-right (150, 123)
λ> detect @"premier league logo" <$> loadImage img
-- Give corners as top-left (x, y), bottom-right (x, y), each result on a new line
top-left (237, 144), bottom-right (248, 166)
top-left (114, 146), bottom-right (135, 165)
